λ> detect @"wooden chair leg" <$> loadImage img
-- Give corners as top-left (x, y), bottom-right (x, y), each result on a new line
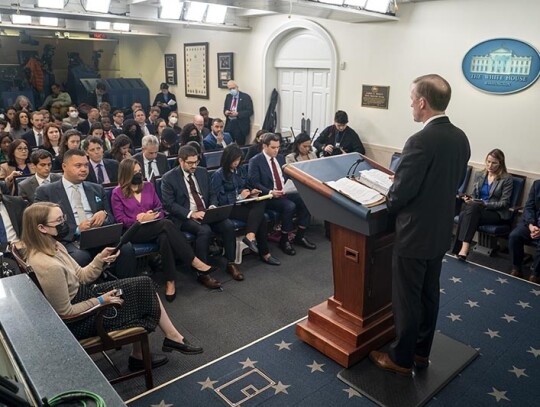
top-left (140, 334), bottom-right (154, 390)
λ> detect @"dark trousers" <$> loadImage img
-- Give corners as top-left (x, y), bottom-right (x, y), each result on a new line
top-left (456, 202), bottom-right (502, 243)
top-left (509, 223), bottom-right (540, 277)
top-left (265, 192), bottom-right (310, 233)
top-left (231, 201), bottom-right (269, 256)
top-left (130, 219), bottom-right (195, 281)
top-left (225, 119), bottom-right (247, 145)
top-left (66, 241), bottom-right (137, 279)
top-left (180, 218), bottom-right (236, 263)
top-left (389, 253), bottom-right (444, 368)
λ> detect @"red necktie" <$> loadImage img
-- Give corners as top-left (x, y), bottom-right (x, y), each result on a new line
top-left (270, 157), bottom-right (283, 191)
top-left (188, 174), bottom-right (205, 211)
top-left (230, 97), bottom-right (237, 112)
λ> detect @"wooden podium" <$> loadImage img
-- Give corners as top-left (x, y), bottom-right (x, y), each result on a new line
top-left (283, 153), bottom-right (395, 368)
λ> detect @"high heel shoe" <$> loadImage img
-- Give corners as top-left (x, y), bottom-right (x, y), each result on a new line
top-left (191, 265), bottom-right (218, 275)
top-left (165, 292), bottom-right (176, 303)
top-left (162, 338), bottom-right (203, 354)
top-left (457, 254), bottom-right (467, 262)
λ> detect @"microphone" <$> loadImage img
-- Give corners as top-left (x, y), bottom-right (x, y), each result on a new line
top-left (310, 128), bottom-right (319, 142)
top-left (346, 157), bottom-right (365, 179)
top-left (112, 221), bottom-right (142, 254)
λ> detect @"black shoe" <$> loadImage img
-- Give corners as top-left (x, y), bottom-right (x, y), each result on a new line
top-left (242, 237), bottom-right (259, 254)
top-left (457, 254), bottom-right (467, 262)
top-left (162, 338), bottom-right (203, 355)
top-left (261, 255), bottom-right (281, 266)
top-left (165, 292), bottom-right (176, 303)
top-left (197, 274), bottom-right (222, 289)
top-left (191, 265), bottom-right (218, 275)
top-left (280, 240), bottom-right (296, 256)
top-left (294, 236), bottom-right (317, 250)
top-left (128, 354), bottom-right (169, 372)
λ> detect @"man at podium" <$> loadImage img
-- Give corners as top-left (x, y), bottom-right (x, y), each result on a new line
top-left (369, 74), bottom-right (470, 376)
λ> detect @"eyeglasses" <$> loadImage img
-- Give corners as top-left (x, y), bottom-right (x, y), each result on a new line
top-left (184, 160), bottom-right (200, 166)
top-left (46, 214), bottom-right (67, 226)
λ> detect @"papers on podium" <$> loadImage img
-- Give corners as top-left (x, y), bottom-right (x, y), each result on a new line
top-left (357, 169), bottom-right (393, 196)
top-left (325, 177), bottom-right (385, 207)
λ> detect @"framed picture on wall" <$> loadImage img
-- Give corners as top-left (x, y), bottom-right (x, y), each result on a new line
top-left (184, 42), bottom-right (209, 99)
top-left (164, 54), bottom-right (177, 85)
top-left (217, 52), bottom-right (234, 88)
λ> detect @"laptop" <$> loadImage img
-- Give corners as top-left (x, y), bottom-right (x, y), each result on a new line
top-left (198, 205), bottom-right (234, 225)
top-left (79, 223), bottom-right (124, 250)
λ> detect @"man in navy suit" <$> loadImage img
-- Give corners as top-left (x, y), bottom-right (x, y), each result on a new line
top-left (77, 108), bottom-right (100, 136)
top-left (21, 111), bottom-right (45, 148)
top-left (203, 118), bottom-right (233, 150)
top-left (509, 179), bottom-right (540, 283)
top-left (83, 136), bottom-right (119, 184)
top-left (133, 135), bottom-right (169, 180)
top-left (223, 81), bottom-right (253, 145)
top-left (35, 149), bottom-right (136, 278)
top-left (370, 74), bottom-right (470, 376)
top-left (248, 133), bottom-right (316, 256)
top-left (161, 145), bottom-right (243, 289)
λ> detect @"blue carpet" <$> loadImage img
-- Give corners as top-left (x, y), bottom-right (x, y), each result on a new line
top-left (128, 256), bottom-right (540, 406)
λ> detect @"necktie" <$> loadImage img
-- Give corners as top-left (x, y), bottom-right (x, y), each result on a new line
top-left (71, 185), bottom-right (87, 224)
top-left (231, 97), bottom-right (237, 112)
top-left (188, 174), bottom-right (205, 212)
top-left (147, 160), bottom-right (154, 180)
top-left (37, 132), bottom-right (43, 146)
top-left (96, 164), bottom-right (104, 184)
top-left (270, 157), bottom-right (283, 191)
top-left (0, 212), bottom-right (8, 244)
top-left (42, 178), bottom-right (49, 184)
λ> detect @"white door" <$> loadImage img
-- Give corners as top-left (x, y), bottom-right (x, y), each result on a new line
top-left (277, 68), bottom-right (330, 140)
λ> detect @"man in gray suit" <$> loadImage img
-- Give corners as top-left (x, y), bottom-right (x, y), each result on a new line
top-left (133, 135), bottom-right (169, 180)
top-left (18, 149), bottom-right (62, 203)
top-left (369, 74), bottom-right (470, 375)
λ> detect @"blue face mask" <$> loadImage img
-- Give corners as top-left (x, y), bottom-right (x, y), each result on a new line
top-left (229, 89), bottom-right (238, 97)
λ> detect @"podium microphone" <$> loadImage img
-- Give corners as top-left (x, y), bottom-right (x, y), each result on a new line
top-left (112, 221), bottom-right (142, 254)
top-left (346, 157), bottom-right (364, 179)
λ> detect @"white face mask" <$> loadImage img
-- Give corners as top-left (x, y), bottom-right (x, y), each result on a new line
top-left (229, 89), bottom-right (238, 97)
top-left (69, 111), bottom-right (79, 118)
top-left (169, 117), bottom-right (178, 125)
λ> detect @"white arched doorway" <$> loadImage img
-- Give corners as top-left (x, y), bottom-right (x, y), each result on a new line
top-left (262, 20), bottom-right (338, 139)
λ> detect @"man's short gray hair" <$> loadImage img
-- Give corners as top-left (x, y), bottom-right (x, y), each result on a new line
top-left (141, 135), bottom-right (159, 148)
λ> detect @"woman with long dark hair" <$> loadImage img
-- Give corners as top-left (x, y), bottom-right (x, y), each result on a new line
top-left (122, 119), bottom-right (143, 148)
top-left (111, 158), bottom-right (217, 302)
top-left (53, 129), bottom-right (81, 171)
top-left (179, 123), bottom-right (204, 149)
top-left (9, 110), bottom-right (31, 139)
top-left (106, 134), bottom-right (134, 163)
top-left (0, 133), bottom-right (13, 164)
top-left (285, 132), bottom-right (317, 164)
top-left (39, 122), bottom-right (62, 157)
top-left (0, 139), bottom-right (35, 193)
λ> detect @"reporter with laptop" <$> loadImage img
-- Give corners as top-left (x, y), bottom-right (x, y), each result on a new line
top-left (34, 149), bottom-right (137, 278)
top-left (111, 158), bottom-right (216, 302)
top-left (161, 145), bottom-right (243, 289)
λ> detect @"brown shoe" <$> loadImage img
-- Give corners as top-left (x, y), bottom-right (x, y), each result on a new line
top-left (510, 269), bottom-right (523, 278)
top-left (414, 354), bottom-right (429, 369)
top-left (529, 275), bottom-right (539, 284)
top-left (369, 351), bottom-right (412, 376)
top-left (227, 263), bottom-right (244, 281)
top-left (197, 274), bottom-right (222, 289)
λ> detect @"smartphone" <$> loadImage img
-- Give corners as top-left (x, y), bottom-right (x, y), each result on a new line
top-left (152, 207), bottom-right (162, 213)
top-left (115, 289), bottom-right (124, 298)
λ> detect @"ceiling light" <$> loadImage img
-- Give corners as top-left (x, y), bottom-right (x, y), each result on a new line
top-left (39, 16), bottom-right (59, 26)
top-left (318, 0), bottom-right (344, 5)
top-left (365, 0), bottom-right (391, 13)
top-left (37, 0), bottom-right (65, 9)
top-left (160, 0), bottom-right (183, 20)
top-left (11, 15), bottom-right (32, 24)
top-left (205, 4), bottom-right (227, 24)
top-left (83, 0), bottom-right (111, 13)
top-left (112, 22), bottom-right (130, 31)
top-left (95, 21), bottom-right (111, 30)
top-left (185, 1), bottom-right (207, 22)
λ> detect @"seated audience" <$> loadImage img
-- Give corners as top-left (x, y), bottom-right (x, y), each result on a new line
top-left (77, 108), bottom-right (100, 136)
top-left (0, 190), bottom-right (26, 273)
top-left (153, 83), bottom-right (177, 120)
top-left (51, 113), bottom-right (72, 133)
top-left (133, 135), bottom-right (168, 180)
top-left (248, 133), bottom-right (316, 255)
top-left (63, 105), bottom-right (84, 128)
top-left (211, 145), bottom-right (280, 266)
top-left (167, 111), bottom-right (182, 134)
top-left (0, 134), bottom-right (13, 164)
top-left (123, 119), bottom-right (143, 148)
top-left (39, 83), bottom-right (72, 116)
top-left (162, 145), bottom-right (243, 289)
top-left (159, 127), bottom-right (180, 157)
top-left (245, 129), bottom-right (268, 162)
top-left (98, 101), bottom-right (112, 120)
top-left (0, 139), bottom-right (35, 193)
top-left (38, 123), bottom-right (62, 157)
top-left (5, 106), bottom-right (17, 130)
top-left (179, 123), bottom-right (203, 147)
top-left (18, 149), bottom-right (62, 203)
top-left (147, 107), bottom-right (161, 129)
top-left (85, 122), bottom-right (111, 151)
top-left (53, 129), bottom-right (82, 171)
top-left (135, 109), bottom-right (153, 137)
top-left (111, 158), bottom-right (216, 301)
top-left (34, 149), bottom-right (136, 277)
top-left (186, 141), bottom-right (207, 168)
top-left (13, 95), bottom-right (33, 112)
top-left (314, 110), bottom-right (365, 157)
top-left (454, 149), bottom-right (513, 261)
top-left (84, 136), bottom-right (119, 185)
top-left (193, 114), bottom-right (210, 137)
top-left (39, 109), bottom-right (50, 124)
top-left (21, 202), bottom-right (203, 371)
top-left (125, 101), bottom-right (143, 121)
top-left (508, 180), bottom-right (540, 283)
top-left (203, 118), bottom-right (233, 150)
top-left (285, 132), bottom-right (317, 164)
top-left (112, 109), bottom-right (125, 131)
top-left (9, 111), bottom-right (31, 139)
top-left (100, 116), bottom-right (118, 141)
top-left (88, 81), bottom-right (110, 108)
top-left (22, 111), bottom-right (46, 148)
top-left (154, 118), bottom-right (167, 138)
top-left (199, 106), bottom-right (213, 130)
top-left (106, 134), bottom-right (133, 163)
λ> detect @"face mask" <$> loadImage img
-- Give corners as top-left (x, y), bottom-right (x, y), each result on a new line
top-left (54, 222), bottom-right (70, 241)
top-left (69, 111), bottom-right (79, 118)
top-left (131, 172), bottom-right (144, 185)
top-left (229, 89), bottom-right (238, 97)
top-left (169, 117), bottom-right (178, 125)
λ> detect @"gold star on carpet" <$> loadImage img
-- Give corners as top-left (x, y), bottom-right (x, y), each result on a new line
top-left (151, 401), bottom-right (173, 407)
top-left (275, 340), bottom-right (292, 350)
top-left (508, 366), bottom-right (528, 378)
top-left (197, 377), bottom-right (218, 390)
top-left (343, 387), bottom-right (362, 399)
top-left (272, 381), bottom-right (290, 394)
top-left (239, 357), bottom-right (257, 369)
top-left (488, 387), bottom-right (510, 402)
top-left (306, 360), bottom-right (325, 373)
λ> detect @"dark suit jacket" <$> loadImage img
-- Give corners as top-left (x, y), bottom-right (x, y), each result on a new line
top-left (133, 152), bottom-right (169, 178)
top-left (387, 116), bottom-right (470, 258)
top-left (152, 92), bottom-right (177, 119)
top-left (1, 194), bottom-right (27, 240)
top-left (161, 166), bottom-right (217, 224)
top-left (77, 120), bottom-right (92, 136)
top-left (35, 180), bottom-right (113, 242)
top-left (521, 180), bottom-right (540, 227)
top-left (247, 152), bottom-right (288, 195)
top-left (86, 159), bottom-right (119, 185)
top-left (470, 170), bottom-right (513, 220)
top-left (314, 125), bottom-right (366, 156)
top-left (87, 91), bottom-right (111, 109)
top-left (203, 132), bottom-right (234, 151)
top-left (18, 173), bottom-right (62, 203)
top-left (223, 91), bottom-right (253, 141)
top-left (21, 130), bottom-right (40, 148)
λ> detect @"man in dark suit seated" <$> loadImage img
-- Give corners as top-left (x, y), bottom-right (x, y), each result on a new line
top-left (193, 114), bottom-right (210, 138)
top-left (509, 180), bottom-right (540, 284)
top-left (161, 145), bottom-right (243, 289)
top-left (21, 111), bottom-right (46, 148)
top-left (83, 136), bottom-right (119, 185)
top-left (203, 118), bottom-right (233, 151)
top-left (77, 108), bottom-right (100, 136)
top-left (34, 149), bottom-right (136, 278)
top-left (248, 133), bottom-right (316, 256)
top-left (18, 149), bottom-right (62, 203)
top-left (88, 81), bottom-right (111, 108)
top-left (133, 135), bottom-right (169, 181)
top-left (0, 191), bottom-right (27, 274)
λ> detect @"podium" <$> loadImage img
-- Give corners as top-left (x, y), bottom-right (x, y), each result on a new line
top-left (283, 153), bottom-right (395, 368)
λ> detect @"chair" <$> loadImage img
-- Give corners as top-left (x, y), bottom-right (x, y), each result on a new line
top-left (389, 152), bottom-right (401, 172)
top-left (8, 243), bottom-right (154, 390)
top-left (454, 166), bottom-right (473, 216)
top-left (167, 156), bottom-right (177, 170)
top-left (204, 150), bottom-right (224, 169)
